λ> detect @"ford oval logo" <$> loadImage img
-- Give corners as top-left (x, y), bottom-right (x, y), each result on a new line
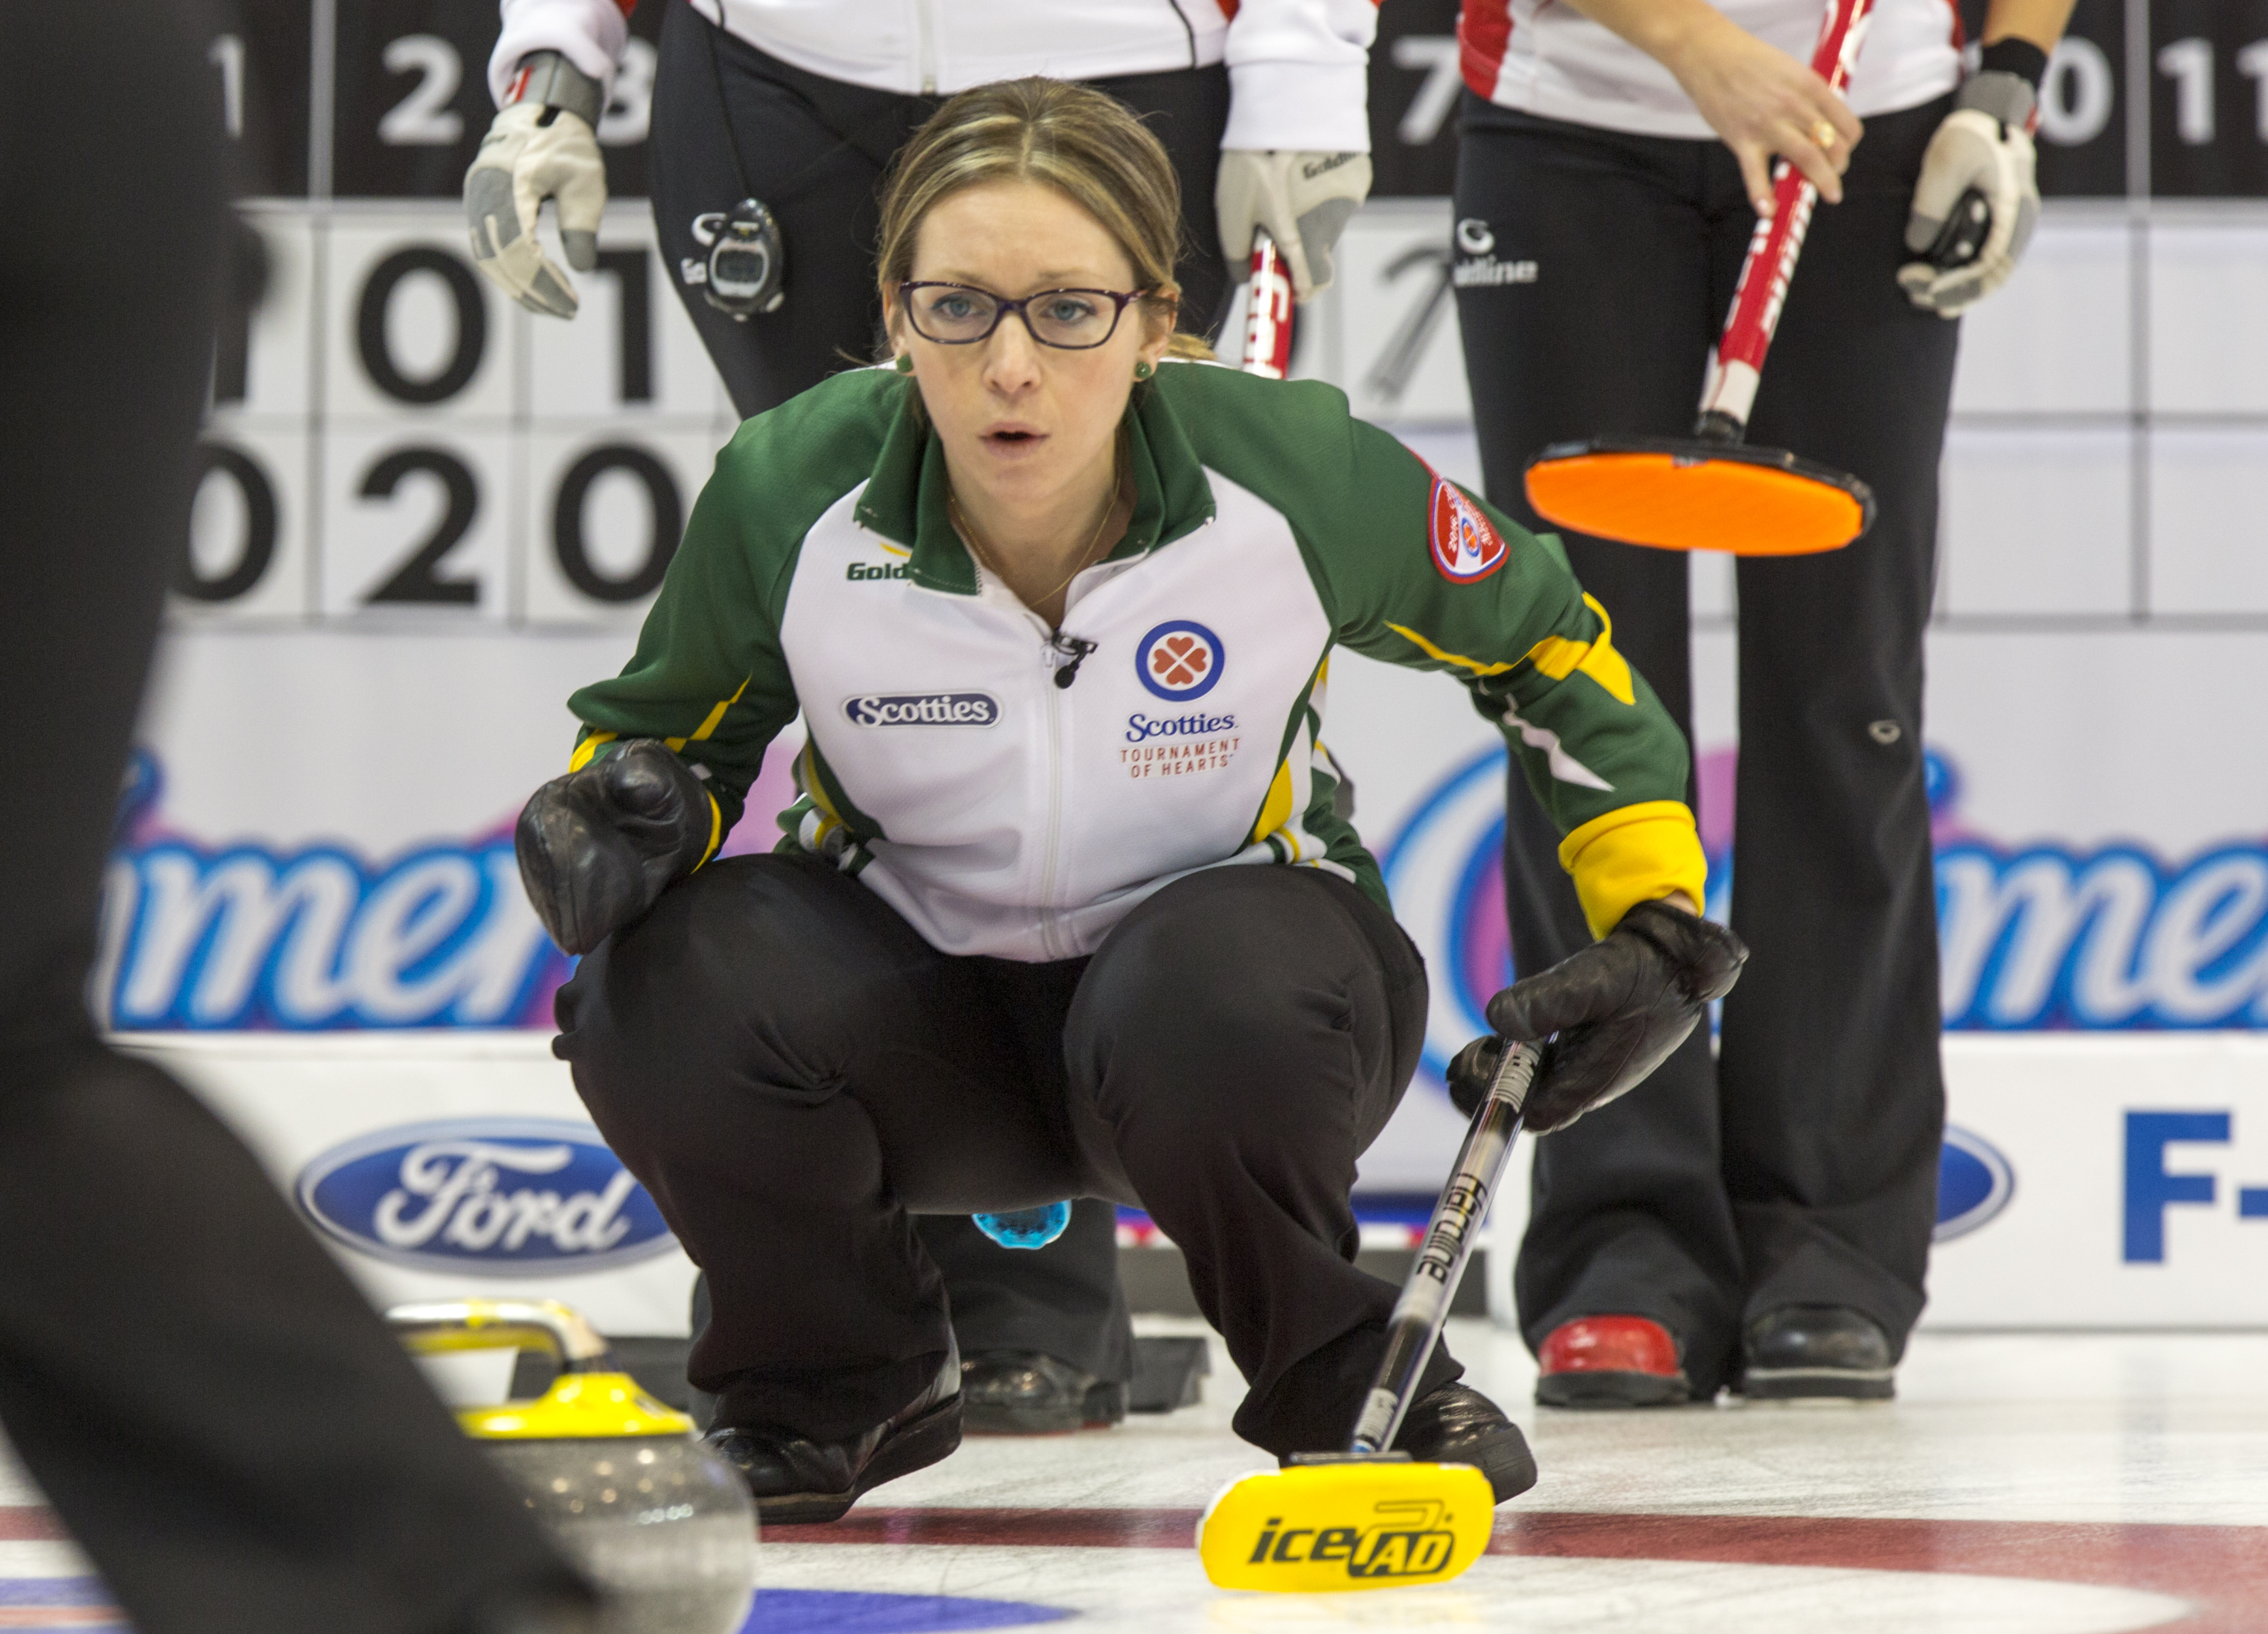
top-left (1934, 1125), bottom-right (2015, 1242)
top-left (295, 1118), bottom-right (677, 1275)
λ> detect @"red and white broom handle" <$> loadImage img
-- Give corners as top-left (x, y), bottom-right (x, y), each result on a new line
top-left (1696, 0), bottom-right (1878, 438)
top-left (1240, 228), bottom-right (1295, 379)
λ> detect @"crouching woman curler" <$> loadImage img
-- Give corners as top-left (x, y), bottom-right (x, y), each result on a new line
top-left (515, 78), bottom-right (1743, 1524)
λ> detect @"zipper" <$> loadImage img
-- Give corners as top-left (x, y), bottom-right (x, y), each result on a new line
top-left (965, 554), bottom-right (1082, 958)
top-left (1035, 624), bottom-right (1072, 958)
top-left (915, 0), bottom-right (938, 95)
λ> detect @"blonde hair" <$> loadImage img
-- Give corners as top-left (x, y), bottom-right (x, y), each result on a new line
top-left (877, 78), bottom-right (1216, 361)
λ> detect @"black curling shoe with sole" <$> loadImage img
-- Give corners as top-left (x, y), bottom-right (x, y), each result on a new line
top-left (1395, 1381), bottom-right (1539, 1502)
top-left (1283, 1382), bottom-right (1538, 1504)
top-left (961, 1351), bottom-right (1129, 1435)
top-left (702, 1346), bottom-right (964, 1524)
top-left (1742, 1305), bottom-right (1896, 1401)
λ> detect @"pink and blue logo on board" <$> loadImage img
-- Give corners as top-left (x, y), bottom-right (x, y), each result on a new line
top-left (1378, 749), bottom-right (2041, 1234)
top-left (97, 750), bottom-right (566, 1031)
top-left (1135, 620), bottom-right (1225, 701)
top-left (1382, 741), bottom-right (2268, 1053)
top-left (1378, 742), bottom-right (2268, 1238)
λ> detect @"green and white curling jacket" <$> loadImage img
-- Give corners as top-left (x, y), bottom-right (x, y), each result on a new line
top-left (564, 360), bottom-right (1708, 961)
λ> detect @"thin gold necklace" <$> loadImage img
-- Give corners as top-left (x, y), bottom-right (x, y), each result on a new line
top-left (950, 459), bottom-right (1120, 613)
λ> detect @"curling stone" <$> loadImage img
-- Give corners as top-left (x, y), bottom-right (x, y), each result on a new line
top-left (388, 1299), bottom-right (756, 1634)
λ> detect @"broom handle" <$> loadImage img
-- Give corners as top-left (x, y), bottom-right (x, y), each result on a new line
top-left (1241, 229), bottom-right (1295, 379)
top-left (1350, 1041), bottom-right (1540, 1456)
top-left (1696, 0), bottom-right (1879, 440)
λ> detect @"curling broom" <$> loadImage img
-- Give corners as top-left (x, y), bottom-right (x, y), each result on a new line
top-left (1240, 228), bottom-right (1295, 378)
top-left (1195, 1040), bottom-right (1542, 1592)
top-left (1523, 0), bottom-right (1881, 556)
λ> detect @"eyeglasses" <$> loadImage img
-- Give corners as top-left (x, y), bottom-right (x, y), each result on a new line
top-left (898, 281), bottom-right (1153, 350)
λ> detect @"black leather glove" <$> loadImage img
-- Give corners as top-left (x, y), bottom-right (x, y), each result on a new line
top-left (514, 739), bottom-right (715, 955)
top-left (1446, 898), bottom-right (1747, 1135)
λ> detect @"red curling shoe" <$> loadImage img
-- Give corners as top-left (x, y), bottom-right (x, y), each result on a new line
top-left (1536, 1316), bottom-right (1691, 1409)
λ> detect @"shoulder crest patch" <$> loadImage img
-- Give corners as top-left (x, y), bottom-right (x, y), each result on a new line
top-left (1429, 475), bottom-right (1508, 583)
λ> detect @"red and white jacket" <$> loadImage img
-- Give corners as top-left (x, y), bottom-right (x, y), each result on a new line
top-left (491, 0), bottom-right (1379, 153)
top-left (1458, 0), bottom-right (1960, 139)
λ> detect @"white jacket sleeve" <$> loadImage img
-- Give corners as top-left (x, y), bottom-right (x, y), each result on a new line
top-left (488, 0), bottom-right (634, 106)
top-left (1221, 0), bottom-right (1376, 153)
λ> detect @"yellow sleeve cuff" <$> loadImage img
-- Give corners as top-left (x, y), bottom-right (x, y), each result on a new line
top-left (1557, 801), bottom-right (1708, 940)
top-left (693, 790), bottom-right (722, 869)
top-left (566, 730), bottom-right (617, 773)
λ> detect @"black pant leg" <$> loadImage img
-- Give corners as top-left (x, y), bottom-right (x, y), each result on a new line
top-left (653, 13), bottom-right (1233, 419)
top-left (557, 853), bottom-right (1088, 1441)
top-left (1453, 103), bottom-right (1745, 1388)
top-left (0, 8), bottom-right (584, 1631)
top-left (1062, 867), bottom-right (1446, 1456)
top-left (0, 1052), bottom-right (592, 1634)
top-left (1721, 98), bottom-right (1958, 1351)
top-left (649, 7), bottom-right (924, 419)
top-left (914, 1202), bottom-right (1133, 1382)
top-left (1088, 63), bottom-right (1233, 334)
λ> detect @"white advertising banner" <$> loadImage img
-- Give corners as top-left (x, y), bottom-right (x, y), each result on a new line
top-left (114, 195), bottom-right (2268, 1336)
top-left (116, 1032), bottom-right (699, 1339)
top-left (116, 1029), bottom-right (2268, 1334)
top-left (1919, 1036), bottom-right (2268, 1329)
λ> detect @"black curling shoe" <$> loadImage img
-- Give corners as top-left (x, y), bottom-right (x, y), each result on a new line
top-left (960, 1351), bottom-right (1128, 1435)
top-left (1277, 1383), bottom-right (1538, 1503)
top-left (1394, 1381), bottom-right (1539, 1502)
top-left (702, 1345), bottom-right (964, 1523)
top-left (1742, 1305), bottom-right (1896, 1401)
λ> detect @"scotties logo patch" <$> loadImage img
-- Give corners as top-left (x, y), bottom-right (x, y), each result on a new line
top-left (1135, 620), bottom-right (1225, 701)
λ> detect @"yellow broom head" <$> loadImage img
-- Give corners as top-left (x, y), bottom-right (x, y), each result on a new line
top-left (1196, 1459), bottom-right (1496, 1592)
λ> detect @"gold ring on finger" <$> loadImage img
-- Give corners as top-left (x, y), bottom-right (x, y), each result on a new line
top-left (1812, 119), bottom-right (1840, 148)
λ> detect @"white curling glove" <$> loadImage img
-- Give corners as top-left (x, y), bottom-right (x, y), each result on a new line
top-left (466, 52), bottom-right (609, 319)
top-left (1897, 70), bottom-right (2040, 317)
top-left (1216, 149), bottom-right (1372, 302)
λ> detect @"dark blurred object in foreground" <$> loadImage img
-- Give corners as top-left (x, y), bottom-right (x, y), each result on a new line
top-left (0, 4), bottom-right (592, 1631)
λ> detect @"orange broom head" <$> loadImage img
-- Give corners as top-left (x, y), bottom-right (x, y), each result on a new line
top-left (1523, 436), bottom-right (1876, 556)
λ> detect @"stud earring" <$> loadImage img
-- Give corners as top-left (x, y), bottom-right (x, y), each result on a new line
top-left (894, 354), bottom-right (915, 374)
top-left (1133, 360), bottom-right (1154, 381)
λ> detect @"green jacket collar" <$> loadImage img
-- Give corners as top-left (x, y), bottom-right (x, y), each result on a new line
top-left (851, 376), bottom-right (1218, 596)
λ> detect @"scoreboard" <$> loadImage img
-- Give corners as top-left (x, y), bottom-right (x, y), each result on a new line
top-left (187, 0), bottom-right (2268, 633)
top-left (1363, 0), bottom-right (2268, 199)
top-left (192, 198), bottom-right (728, 626)
top-left (206, 1), bottom-right (2268, 205)
top-left (193, 1), bottom-right (711, 630)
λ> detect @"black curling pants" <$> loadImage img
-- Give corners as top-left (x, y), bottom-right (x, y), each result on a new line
top-left (0, 5), bottom-right (587, 1631)
top-left (1453, 96), bottom-right (1958, 1396)
top-left (649, 3), bottom-right (1233, 421)
top-left (556, 855), bottom-right (1455, 1456)
top-left (912, 1202), bottom-right (1131, 1387)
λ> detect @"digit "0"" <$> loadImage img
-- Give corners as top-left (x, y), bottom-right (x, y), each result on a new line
top-left (553, 445), bottom-right (683, 603)
top-left (178, 443), bottom-right (278, 602)
top-left (357, 246), bottom-right (487, 404)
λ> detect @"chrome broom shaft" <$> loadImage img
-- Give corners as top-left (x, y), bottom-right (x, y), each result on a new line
top-left (1350, 1041), bottom-right (1538, 1455)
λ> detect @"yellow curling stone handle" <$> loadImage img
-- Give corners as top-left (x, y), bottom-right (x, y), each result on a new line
top-left (386, 1298), bottom-right (694, 1441)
